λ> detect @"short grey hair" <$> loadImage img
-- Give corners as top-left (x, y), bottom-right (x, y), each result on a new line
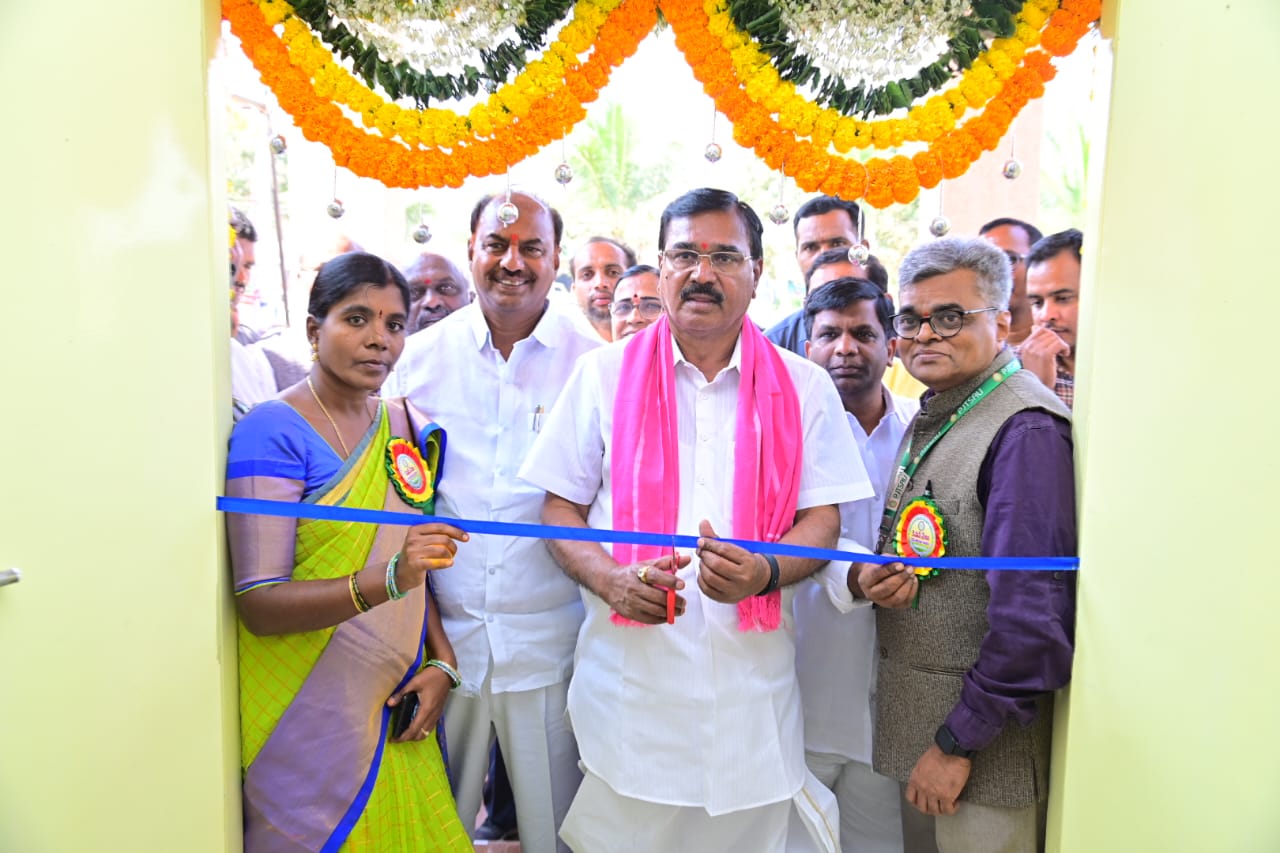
top-left (899, 237), bottom-right (1013, 310)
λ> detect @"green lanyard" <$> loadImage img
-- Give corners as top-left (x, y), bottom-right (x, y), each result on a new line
top-left (875, 359), bottom-right (1021, 553)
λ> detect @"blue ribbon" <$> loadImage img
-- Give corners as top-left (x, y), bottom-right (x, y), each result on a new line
top-left (217, 496), bottom-right (1078, 572)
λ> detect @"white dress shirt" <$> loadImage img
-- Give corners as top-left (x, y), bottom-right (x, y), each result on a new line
top-left (795, 389), bottom-right (918, 763)
top-left (519, 334), bottom-right (871, 815)
top-left (390, 301), bottom-right (602, 694)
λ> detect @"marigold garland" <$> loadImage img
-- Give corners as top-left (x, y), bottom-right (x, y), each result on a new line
top-left (664, 0), bottom-right (1094, 207)
top-left (712, 0), bottom-right (1057, 151)
top-left (266, 0), bottom-right (624, 149)
top-left (725, 0), bottom-right (1024, 117)
top-left (225, 0), bottom-right (655, 187)
top-left (286, 0), bottom-right (576, 103)
top-left (224, 0), bottom-right (1100, 199)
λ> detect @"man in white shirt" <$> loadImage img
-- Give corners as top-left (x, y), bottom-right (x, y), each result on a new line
top-left (392, 191), bottom-right (600, 853)
top-left (799, 277), bottom-right (919, 852)
top-left (521, 188), bottom-right (871, 852)
top-left (569, 236), bottom-right (636, 341)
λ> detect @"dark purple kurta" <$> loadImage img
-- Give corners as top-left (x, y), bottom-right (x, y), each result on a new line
top-left (941, 408), bottom-right (1077, 750)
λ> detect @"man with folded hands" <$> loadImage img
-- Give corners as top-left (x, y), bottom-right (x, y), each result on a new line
top-left (522, 188), bottom-right (870, 852)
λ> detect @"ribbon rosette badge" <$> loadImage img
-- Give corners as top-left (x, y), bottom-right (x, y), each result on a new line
top-left (894, 496), bottom-right (947, 580)
top-left (385, 438), bottom-right (434, 509)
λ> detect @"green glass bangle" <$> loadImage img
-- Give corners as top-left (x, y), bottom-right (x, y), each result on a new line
top-left (385, 552), bottom-right (405, 601)
top-left (424, 658), bottom-right (461, 690)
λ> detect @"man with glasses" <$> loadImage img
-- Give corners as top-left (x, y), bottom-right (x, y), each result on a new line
top-left (978, 217), bottom-right (1043, 346)
top-left (523, 188), bottom-right (868, 852)
top-left (608, 264), bottom-right (662, 340)
top-left (1022, 229), bottom-right (1083, 408)
top-left (853, 237), bottom-right (1075, 853)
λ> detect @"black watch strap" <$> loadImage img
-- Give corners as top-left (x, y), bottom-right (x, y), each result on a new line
top-left (756, 553), bottom-right (781, 596)
top-left (934, 724), bottom-right (976, 759)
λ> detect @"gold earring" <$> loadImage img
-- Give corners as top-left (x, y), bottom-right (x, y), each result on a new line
top-left (310, 341), bottom-right (319, 362)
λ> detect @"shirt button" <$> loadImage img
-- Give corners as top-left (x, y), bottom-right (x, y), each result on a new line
top-left (1053, 571), bottom-right (1063, 580)
top-left (488, 568), bottom-right (496, 575)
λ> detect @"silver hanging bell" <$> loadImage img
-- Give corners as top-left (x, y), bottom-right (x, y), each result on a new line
top-left (412, 224), bottom-right (432, 244)
top-left (554, 163), bottom-right (574, 185)
top-left (929, 216), bottom-right (950, 237)
top-left (848, 244), bottom-right (871, 264)
top-left (497, 201), bottom-right (520, 225)
top-left (326, 199), bottom-right (345, 219)
top-left (767, 204), bottom-right (789, 225)
top-left (1001, 159), bottom-right (1022, 180)
top-left (269, 135), bottom-right (287, 154)
top-left (704, 143), bottom-right (723, 163)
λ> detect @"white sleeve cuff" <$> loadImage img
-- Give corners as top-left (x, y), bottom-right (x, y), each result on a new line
top-left (814, 537), bottom-right (874, 614)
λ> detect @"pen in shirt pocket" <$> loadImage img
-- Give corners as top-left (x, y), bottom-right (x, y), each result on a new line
top-left (530, 404), bottom-right (545, 433)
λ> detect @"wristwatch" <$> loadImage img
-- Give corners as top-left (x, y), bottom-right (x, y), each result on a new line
top-left (934, 725), bottom-right (976, 759)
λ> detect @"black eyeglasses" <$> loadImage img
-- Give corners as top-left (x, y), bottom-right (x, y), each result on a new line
top-left (610, 297), bottom-right (664, 319)
top-left (891, 307), bottom-right (999, 339)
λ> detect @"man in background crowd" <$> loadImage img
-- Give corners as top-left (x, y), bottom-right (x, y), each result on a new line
top-left (1023, 229), bottom-right (1083, 408)
top-left (766, 195), bottom-right (868, 356)
top-left (400, 252), bottom-right (471, 334)
top-left (978, 217), bottom-right (1043, 347)
top-left (609, 264), bottom-right (662, 341)
top-left (799, 276), bottom-right (916, 852)
top-left (570, 236), bottom-right (636, 341)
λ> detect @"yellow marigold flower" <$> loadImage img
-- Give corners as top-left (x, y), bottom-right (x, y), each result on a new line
top-left (1021, 5), bottom-right (1049, 29)
top-left (260, 0), bottom-right (289, 27)
top-left (833, 117), bottom-right (858, 153)
top-left (812, 109), bottom-right (837, 149)
top-left (988, 49), bottom-right (1015, 77)
top-left (1016, 22), bottom-right (1041, 46)
top-left (992, 38), bottom-right (1027, 61)
top-left (560, 22), bottom-right (590, 54)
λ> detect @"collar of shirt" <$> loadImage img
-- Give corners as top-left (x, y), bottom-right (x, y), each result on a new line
top-left (463, 299), bottom-right (570, 354)
top-left (670, 329), bottom-right (744, 382)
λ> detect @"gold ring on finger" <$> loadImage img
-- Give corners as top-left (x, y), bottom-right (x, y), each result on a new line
top-left (637, 565), bottom-right (650, 585)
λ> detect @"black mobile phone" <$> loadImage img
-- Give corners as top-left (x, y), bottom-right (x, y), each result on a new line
top-left (389, 692), bottom-right (421, 739)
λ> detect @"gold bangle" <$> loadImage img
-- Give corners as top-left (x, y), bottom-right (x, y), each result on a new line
top-left (349, 572), bottom-right (371, 613)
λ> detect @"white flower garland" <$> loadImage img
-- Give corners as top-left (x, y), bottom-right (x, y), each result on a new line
top-left (775, 0), bottom-right (970, 88)
top-left (329, 0), bottom-right (529, 73)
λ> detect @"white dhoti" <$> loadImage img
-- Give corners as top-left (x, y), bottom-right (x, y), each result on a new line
top-left (561, 766), bottom-right (840, 853)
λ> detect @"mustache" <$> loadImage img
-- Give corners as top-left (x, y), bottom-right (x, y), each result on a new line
top-left (679, 282), bottom-right (724, 304)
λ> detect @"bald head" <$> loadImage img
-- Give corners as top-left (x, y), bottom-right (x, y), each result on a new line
top-left (401, 253), bottom-right (470, 333)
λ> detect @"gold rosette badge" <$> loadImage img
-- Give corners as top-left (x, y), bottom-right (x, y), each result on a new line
top-left (385, 438), bottom-right (434, 510)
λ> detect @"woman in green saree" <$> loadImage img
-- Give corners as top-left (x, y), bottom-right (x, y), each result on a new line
top-left (225, 252), bottom-right (472, 852)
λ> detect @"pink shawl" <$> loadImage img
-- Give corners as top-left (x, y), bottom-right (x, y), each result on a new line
top-left (610, 314), bottom-right (802, 631)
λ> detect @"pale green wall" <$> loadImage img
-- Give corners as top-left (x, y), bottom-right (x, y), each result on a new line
top-left (1050, 1), bottom-right (1280, 850)
top-left (0, 0), bottom-right (240, 850)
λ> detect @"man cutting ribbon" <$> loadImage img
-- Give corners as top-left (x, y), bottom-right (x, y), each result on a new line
top-left (521, 188), bottom-right (872, 852)
top-left (852, 237), bottom-right (1077, 853)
